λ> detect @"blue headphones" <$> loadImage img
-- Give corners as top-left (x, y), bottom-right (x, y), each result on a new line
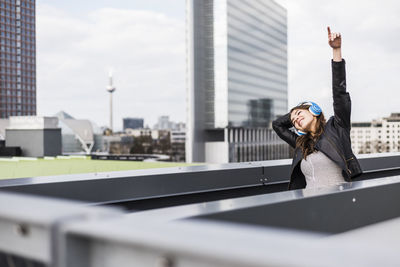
top-left (293, 101), bottom-right (322, 136)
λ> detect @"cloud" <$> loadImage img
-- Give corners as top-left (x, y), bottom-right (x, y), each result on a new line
top-left (37, 0), bottom-right (400, 131)
top-left (36, 4), bottom-right (185, 130)
top-left (276, 0), bottom-right (400, 122)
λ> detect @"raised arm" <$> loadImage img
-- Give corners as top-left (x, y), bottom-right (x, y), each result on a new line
top-left (272, 113), bottom-right (297, 148)
top-left (328, 26), bottom-right (342, 62)
top-left (328, 26), bottom-right (351, 130)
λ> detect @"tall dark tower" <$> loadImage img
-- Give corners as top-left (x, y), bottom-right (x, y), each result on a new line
top-left (0, 0), bottom-right (36, 118)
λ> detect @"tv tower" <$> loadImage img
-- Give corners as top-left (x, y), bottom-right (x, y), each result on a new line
top-left (106, 71), bottom-right (116, 132)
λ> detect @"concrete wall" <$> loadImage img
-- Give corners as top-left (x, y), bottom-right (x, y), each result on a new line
top-left (6, 129), bottom-right (62, 157)
top-left (205, 141), bottom-right (229, 163)
top-left (43, 129), bottom-right (62, 156)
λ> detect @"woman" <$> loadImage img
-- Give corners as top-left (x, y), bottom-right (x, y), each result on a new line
top-left (272, 27), bottom-right (362, 190)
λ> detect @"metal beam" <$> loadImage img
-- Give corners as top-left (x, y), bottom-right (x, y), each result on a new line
top-left (0, 192), bottom-right (121, 266)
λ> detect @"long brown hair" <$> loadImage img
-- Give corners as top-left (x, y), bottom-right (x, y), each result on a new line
top-left (290, 104), bottom-right (326, 159)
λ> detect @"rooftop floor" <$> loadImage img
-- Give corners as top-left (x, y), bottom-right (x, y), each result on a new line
top-left (0, 156), bottom-right (195, 179)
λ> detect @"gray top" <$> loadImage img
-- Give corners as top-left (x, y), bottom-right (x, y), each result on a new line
top-left (300, 150), bottom-right (345, 189)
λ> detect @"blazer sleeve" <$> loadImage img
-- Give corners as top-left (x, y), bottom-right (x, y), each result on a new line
top-left (272, 112), bottom-right (297, 148)
top-left (332, 59), bottom-right (352, 130)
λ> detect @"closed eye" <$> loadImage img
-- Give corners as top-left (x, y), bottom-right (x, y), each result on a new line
top-left (291, 110), bottom-right (301, 125)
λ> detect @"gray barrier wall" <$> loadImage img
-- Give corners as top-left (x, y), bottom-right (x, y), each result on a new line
top-left (0, 153), bottom-right (399, 210)
top-left (1, 175), bottom-right (400, 266)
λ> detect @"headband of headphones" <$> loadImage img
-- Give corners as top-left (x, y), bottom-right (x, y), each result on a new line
top-left (296, 101), bottom-right (322, 116)
top-left (292, 101), bottom-right (322, 136)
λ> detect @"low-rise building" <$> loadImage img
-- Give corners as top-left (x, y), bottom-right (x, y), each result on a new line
top-left (56, 111), bottom-right (104, 154)
top-left (125, 128), bottom-right (159, 140)
top-left (123, 118), bottom-right (144, 130)
top-left (351, 113), bottom-right (400, 154)
top-left (171, 130), bottom-right (186, 162)
top-left (5, 116), bottom-right (61, 157)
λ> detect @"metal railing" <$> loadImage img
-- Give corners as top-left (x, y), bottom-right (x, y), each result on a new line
top-left (228, 127), bottom-right (291, 162)
top-left (0, 152), bottom-right (400, 266)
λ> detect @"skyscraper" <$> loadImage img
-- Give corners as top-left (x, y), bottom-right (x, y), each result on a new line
top-left (186, 0), bottom-right (288, 163)
top-left (0, 0), bottom-right (36, 117)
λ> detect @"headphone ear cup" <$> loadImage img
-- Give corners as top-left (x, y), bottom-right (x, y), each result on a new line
top-left (308, 102), bottom-right (322, 116)
top-left (298, 130), bottom-right (307, 136)
top-left (295, 129), bottom-right (307, 136)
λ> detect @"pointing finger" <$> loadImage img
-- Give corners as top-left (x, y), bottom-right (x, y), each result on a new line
top-left (327, 26), bottom-right (331, 35)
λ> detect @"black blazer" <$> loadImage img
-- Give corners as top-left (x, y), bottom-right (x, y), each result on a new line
top-left (272, 59), bottom-right (362, 190)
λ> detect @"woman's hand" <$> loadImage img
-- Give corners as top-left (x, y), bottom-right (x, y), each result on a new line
top-left (327, 26), bottom-right (342, 61)
top-left (327, 26), bottom-right (341, 48)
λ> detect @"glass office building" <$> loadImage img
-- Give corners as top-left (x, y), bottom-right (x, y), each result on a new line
top-left (214, 0), bottom-right (287, 128)
top-left (186, 0), bottom-right (288, 163)
top-left (0, 0), bottom-right (36, 118)
top-left (123, 118), bottom-right (144, 131)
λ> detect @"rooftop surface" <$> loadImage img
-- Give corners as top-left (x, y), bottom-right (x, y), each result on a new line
top-left (0, 156), bottom-right (195, 179)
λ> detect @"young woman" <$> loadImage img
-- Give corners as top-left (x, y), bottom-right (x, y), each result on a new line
top-left (272, 27), bottom-right (362, 190)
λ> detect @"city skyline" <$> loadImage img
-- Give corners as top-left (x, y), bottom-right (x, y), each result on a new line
top-left (35, 0), bottom-right (400, 130)
top-left (36, 0), bottom-right (186, 131)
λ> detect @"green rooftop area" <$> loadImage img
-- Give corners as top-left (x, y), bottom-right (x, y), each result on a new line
top-left (0, 156), bottom-right (197, 180)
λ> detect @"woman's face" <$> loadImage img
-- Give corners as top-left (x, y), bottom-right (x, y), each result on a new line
top-left (290, 108), bottom-right (316, 132)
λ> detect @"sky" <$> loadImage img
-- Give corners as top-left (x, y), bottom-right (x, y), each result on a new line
top-left (36, 0), bottom-right (186, 130)
top-left (36, 0), bottom-right (400, 130)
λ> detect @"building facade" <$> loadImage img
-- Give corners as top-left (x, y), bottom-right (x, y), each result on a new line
top-left (186, 0), bottom-right (288, 163)
top-left (56, 111), bottom-right (104, 154)
top-left (171, 129), bottom-right (186, 162)
top-left (0, 0), bottom-right (36, 117)
top-left (5, 116), bottom-right (61, 157)
top-left (123, 117), bottom-right (144, 131)
top-left (351, 113), bottom-right (400, 154)
top-left (153, 115), bottom-right (186, 131)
